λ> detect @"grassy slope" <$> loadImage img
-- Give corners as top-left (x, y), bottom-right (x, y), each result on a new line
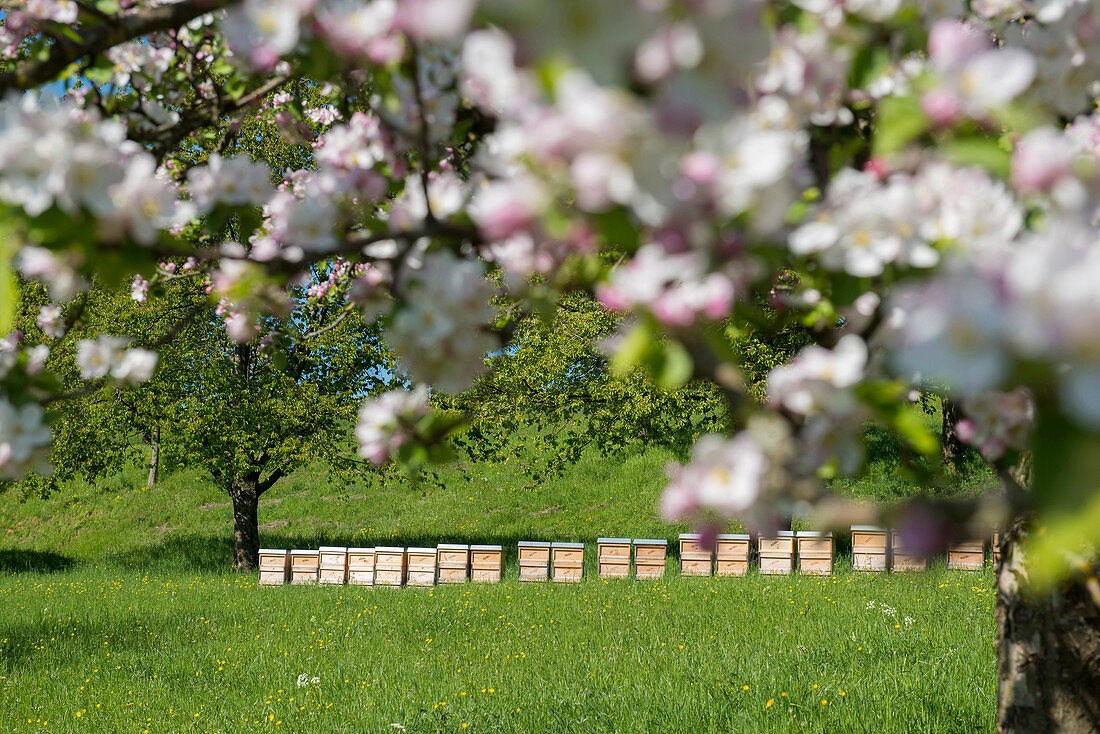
top-left (0, 409), bottom-right (999, 733)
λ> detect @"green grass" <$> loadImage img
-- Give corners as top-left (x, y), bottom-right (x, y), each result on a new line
top-left (1, 563), bottom-right (995, 734)
top-left (0, 417), bottom-right (999, 733)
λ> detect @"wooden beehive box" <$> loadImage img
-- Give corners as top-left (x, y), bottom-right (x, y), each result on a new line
top-left (406, 547), bottom-right (437, 586)
top-left (518, 541), bottom-right (551, 582)
top-left (258, 549), bottom-right (289, 586)
top-left (633, 539), bottom-right (667, 579)
top-left (290, 549), bottom-right (319, 585)
top-left (437, 543), bottom-right (469, 584)
top-left (851, 526), bottom-right (888, 571)
top-left (715, 534), bottom-right (750, 576)
top-left (347, 547), bottom-right (376, 586)
top-left (551, 542), bottom-right (584, 583)
top-left (889, 530), bottom-right (927, 572)
top-left (470, 544), bottom-right (503, 583)
top-left (679, 533), bottom-right (713, 576)
top-left (948, 538), bottom-right (985, 570)
top-left (373, 546), bottom-right (407, 587)
top-left (796, 531), bottom-right (833, 575)
top-left (758, 530), bottom-right (795, 575)
top-left (597, 538), bottom-right (631, 579)
top-left (318, 546), bottom-right (348, 585)
top-left (992, 532), bottom-right (1001, 567)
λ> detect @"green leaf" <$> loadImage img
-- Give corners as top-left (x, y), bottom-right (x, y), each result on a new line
top-left (610, 322), bottom-right (653, 377)
top-left (941, 137), bottom-right (1012, 179)
top-left (873, 95), bottom-right (929, 156)
top-left (893, 407), bottom-right (937, 455)
top-left (656, 341), bottom-right (693, 391)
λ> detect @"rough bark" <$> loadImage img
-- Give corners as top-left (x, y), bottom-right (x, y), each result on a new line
top-left (996, 520), bottom-right (1100, 733)
top-left (146, 424), bottom-right (160, 488)
top-left (230, 477), bottom-right (260, 572)
top-left (941, 396), bottom-right (964, 472)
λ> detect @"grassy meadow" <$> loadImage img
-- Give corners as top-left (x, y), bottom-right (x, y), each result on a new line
top-left (0, 423), bottom-right (999, 733)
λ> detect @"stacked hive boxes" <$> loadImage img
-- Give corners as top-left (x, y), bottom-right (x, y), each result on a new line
top-left (634, 539), bottom-right (667, 579)
top-left (518, 541), bottom-right (551, 581)
top-left (437, 543), bottom-right (469, 584)
top-left (470, 544), bottom-right (503, 582)
top-left (318, 546), bottom-right (348, 585)
top-left (552, 542), bottom-right (584, 582)
top-left (597, 538), bottom-right (631, 579)
top-left (715, 534), bottom-right (750, 576)
top-left (406, 547), bottom-right (437, 586)
top-left (374, 547), bottom-right (406, 587)
top-left (258, 549), bottom-right (289, 586)
top-left (796, 531), bottom-right (833, 575)
top-left (759, 531), bottom-right (795, 574)
top-left (347, 547), bottom-right (376, 586)
top-left (947, 538), bottom-right (985, 570)
top-left (851, 526), bottom-right (889, 571)
top-left (891, 530), bottom-right (927, 572)
top-left (290, 549), bottom-right (319, 584)
top-left (679, 533), bottom-right (713, 576)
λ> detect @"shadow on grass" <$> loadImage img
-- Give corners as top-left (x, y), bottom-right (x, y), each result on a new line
top-left (0, 548), bottom-right (76, 574)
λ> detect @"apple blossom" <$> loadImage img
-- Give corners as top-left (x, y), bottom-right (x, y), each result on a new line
top-left (356, 384), bottom-right (431, 464)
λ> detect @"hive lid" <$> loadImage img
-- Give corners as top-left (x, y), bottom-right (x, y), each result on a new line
top-left (437, 543), bottom-right (469, 550)
top-left (777, 530), bottom-right (795, 537)
top-left (518, 540), bottom-right (551, 547)
top-left (716, 533), bottom-right (750, 540)
top-left (259, 548), bottom-right (287, 555)
top-left (552, 542), bottom-right (584, 549)
top-left (678, 533), bottom-right (701, 540)
top-left (634, 538), bottom-right (668, 546)
top-left (796, 531), bottom-right (833, 538)
top-left (597, 537), bottom-right (631, 544)
top-left (347, 547), bottom-right (375, 553)
top-left (375, 546), bottom-right (405, 553)
top-left (407, 547), bottom-right (438, 554)
top-left (470, 544), bottom-right (502, 551)
top-left (851, 525), bottom-right (887, 532)
top-left (290, 549), bottom-right (318, 555)
top-left (318, 546), bottom-right (347, 553)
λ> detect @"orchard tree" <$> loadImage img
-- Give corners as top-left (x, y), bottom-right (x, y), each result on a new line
top-left (2, 0), bottom-right (1100, 730)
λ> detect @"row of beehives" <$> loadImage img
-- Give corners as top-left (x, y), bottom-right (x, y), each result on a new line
top-left (258, 544), bottom-right (506, 586)
top-left (258, 528), bottom-right (998, 586)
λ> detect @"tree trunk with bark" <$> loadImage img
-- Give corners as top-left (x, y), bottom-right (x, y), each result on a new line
top-left (146, 423), bottom-right (160, 487)
top-left (941, 396), bottom-right (964, 472)
top-left (996, 520), bottom-right (1100, 733)
top-left (230, 476), bottom-right (260, 571)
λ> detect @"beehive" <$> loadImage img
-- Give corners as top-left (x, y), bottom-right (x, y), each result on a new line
top-left (948, 538), bottom-right (985, 570)
top-left (374, 546), bottom-right (407, 587)
top-left (470, 544), bottom-right (503, 582)
top-left (258, 549), bottom-right (289, 586)
top-left (347, 547), bottom-right (376, 586)
top-left (715, 534), bottom-right (750, 576)
top-left (597, 538), bottom-right (631, 578)
top-left (318, 546), bottom-right (348, 585)
top-left (796, 531), bottom-right (833, 575)
top-left (758, 530), bottom-right (795, 575)
top-left (992, 532), bottom-right (1001, 567)
top-left (518, 541), bottom-right (551, 582)
top-left (551, 542), bottom-right (584, 583)
top-left (851, 526), bottom-right (889, 571)
top-left (890, 530), bottom-right (927, 572)
top-left (290, 549), bottom-right (319, 585)
top-left (633, 539), bottom-right (667, 579)
top-left (437, 543), bottom-right (469, 584)
top-left (679, 533), bottom-right (713, 576)
top-left (406, 547), bottom-right (437, 586)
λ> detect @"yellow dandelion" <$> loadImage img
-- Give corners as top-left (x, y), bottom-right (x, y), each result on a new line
top-left (743, 685), bottom-right (750, 691)
top-left (766, 699), bottom-right (775, 709)
top-left (822, 699), bottom-right (828, 706)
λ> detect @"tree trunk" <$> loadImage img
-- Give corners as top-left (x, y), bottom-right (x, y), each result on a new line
top-left (996, 520), bottom-right (1100, 732)
top-left (941, 396), bottom-right (964, 472)
top-left (146, 424), bottom-right (160, 487)
top-left (229, 477), bottom-right (260, 572)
